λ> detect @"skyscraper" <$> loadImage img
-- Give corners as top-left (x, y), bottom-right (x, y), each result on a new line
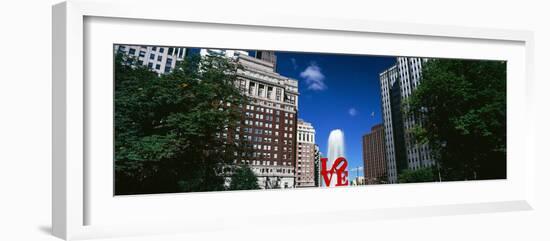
top-left (362, 124), bottom-right (387, 184)
top-left (114, 45), bottom-right (186, 75)
top-left (230, 52), bottom-right (299, 189)
top-left (296, 119), bottom-right (316, 187)
top-left (379, 57), bottom-right (434, 183)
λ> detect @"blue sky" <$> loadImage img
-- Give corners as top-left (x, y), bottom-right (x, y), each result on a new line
top-left (274, 51), bottom-right (395, 180)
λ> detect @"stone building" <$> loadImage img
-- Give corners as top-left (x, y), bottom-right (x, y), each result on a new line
top-left (296, 119), bottom-right (316, 187)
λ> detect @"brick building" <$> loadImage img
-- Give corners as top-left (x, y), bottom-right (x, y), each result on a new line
top-left (231, 52), bottom-right (299, 189)
top-left (362, 124), bottom-right (387, 184)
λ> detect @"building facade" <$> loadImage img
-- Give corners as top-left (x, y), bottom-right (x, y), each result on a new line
top-left (296, 119), bottom-right (316, 187)
top-left (227, 52), bottom-right (299, 189)
top-left (255, 51), bottom-right (278, 70)
top-left (362, 124), bottom-right (387, 184)
top-left (114, 45), bottom-right (186, 75)
top-left (379, 57), bottom-right (434, 183)
top-left (350, 176), bottom-right (366, 186)
top-left (313, 144), bottom-right (321, 187)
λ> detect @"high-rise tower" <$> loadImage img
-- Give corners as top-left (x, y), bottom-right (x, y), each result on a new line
top-left (379, 57), bottom-right (434, 183)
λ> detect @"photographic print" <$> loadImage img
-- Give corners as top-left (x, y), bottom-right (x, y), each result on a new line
top-left (113, 45), bottom-right (506, 195)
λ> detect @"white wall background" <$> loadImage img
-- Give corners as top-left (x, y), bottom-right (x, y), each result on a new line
top-left (0, 0), bottom-right (548, 240)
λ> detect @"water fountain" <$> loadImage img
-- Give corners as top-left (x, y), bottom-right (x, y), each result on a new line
top-left (324, 129), bottom-right (347, 187)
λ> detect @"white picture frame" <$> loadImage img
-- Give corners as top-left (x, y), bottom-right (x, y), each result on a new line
top-left (52, 0), bottom-right (535, 240)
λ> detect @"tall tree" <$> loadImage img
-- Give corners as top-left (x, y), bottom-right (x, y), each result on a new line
top-left (407, 59), bottom-right (506, 181)
top-left (114, 53), bottom-right (251, 194)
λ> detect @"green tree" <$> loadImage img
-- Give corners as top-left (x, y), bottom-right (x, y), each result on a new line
top-left (229, 165), bottom-right (260, 190)
top-left (398, 167), bottom-right (436, 183)
top-left (406, 59), bottom-right (506, 181)
top-left (114, 53), bottom-right (251, 194)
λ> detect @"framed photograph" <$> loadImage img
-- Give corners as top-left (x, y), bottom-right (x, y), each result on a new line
top-left (52, 0), bottom-right (535, 240)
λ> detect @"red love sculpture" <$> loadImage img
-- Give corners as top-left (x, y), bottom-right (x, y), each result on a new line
top-left (321, 157), bottom-right (349, 187)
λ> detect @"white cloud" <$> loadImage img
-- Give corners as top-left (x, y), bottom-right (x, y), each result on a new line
top-left (349, 166), bottom-right (364, 172)
top-left (348, 107), bottom-right (358, 117)
top-left (300, 63), bottom-right (327, 91)
top-left (371, 111), bottom-right (375, 118)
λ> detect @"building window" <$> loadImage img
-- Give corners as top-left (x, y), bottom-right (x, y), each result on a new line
top-left (128, 48), bottom-right (136, 55)
top-left (155, 64), bottom-right (160, 70)
top-left (258, 84), bottom-right (264, 97)
top-left (164, 66), bottom-right (171, 73)
top-left (159, 47), bottom-right (164, 53)
top-left (248, 82), bottom-right (256, 95)
top-left (149, 54), bottom-right (155, 60)
top-left (267, 86), bottom-right (273, 99)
